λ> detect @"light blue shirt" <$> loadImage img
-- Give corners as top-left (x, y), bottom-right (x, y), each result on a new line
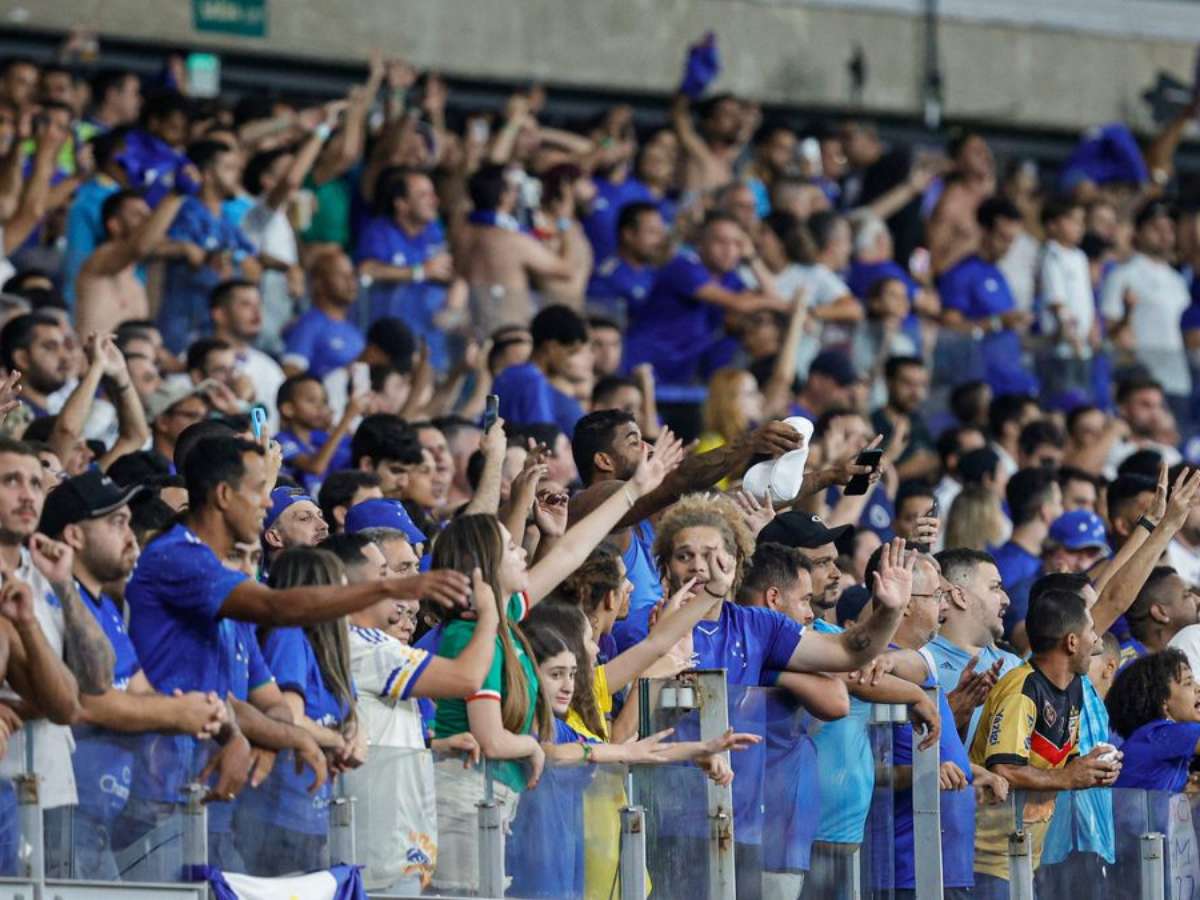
top-left (925, 634), bottom-right (1023, 745)
top-left (1041, 676), bottom-right (1116, 864)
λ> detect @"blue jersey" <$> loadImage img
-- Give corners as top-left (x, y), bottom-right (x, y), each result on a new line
top-left (239, 627), bottom-right (351, 835)
top-left (656, 603), bottom-right (804, 846)
top-left (762, 693), bottom-right (820, 873)
top-left (71, 584), bottom-right (141, 823)
top-left (936, 255), bottom-right (1039, 396)
top-left (845, 259), bottom-right (922, 345)
top-left (126, 524), bottom-right (249, 803)
top-left (276, 428), bottom-right (352, 495)
top-left (160, 197), bottom-right (257, 353)
top-left (581, 177), bottom-right (654, 262)
top-left (118, 128), bottom-right (187, 208)
top-left (586, 255), bottom-right (658, 322)
top-left (506, 718), bottom-right (593, 898)
top-left (1114, 719), bottom-right (1200, 793)
top-left (871, 661), bottom-right (974, 890)
top-left (1117, 635), bottom-right (1149, 673)
top-left (356, 216), bottom-right (451, 371)
top-left (283, 307), bottom-right (366, 380)
top-left (612, 522), bottom-right (661, 652)
top-left (624, 250), bottom-right (744, 388)
top-left (992, 541), bottom-right (1040, 593)
top-left (492, 362), bottom-right (584, 437)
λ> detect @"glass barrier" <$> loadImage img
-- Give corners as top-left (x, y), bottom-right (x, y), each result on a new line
top-left (0, 771), bottom-right (16, 878)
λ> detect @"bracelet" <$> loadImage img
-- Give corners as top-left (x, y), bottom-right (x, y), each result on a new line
top-left (1137, 515), bottom-right (1158, 534)
top-left (314, 123), bottom-right (333, 142)
top-left (581, 742), bottom-right (593, 764)
top-left (113, 381), bottom-right (133, 393)
top-left (411, 263), bottom-right (425, 283)
top-left (622, 484), bottom-right (637, 508)
top-left (556, 216), bottom-right (572, 233)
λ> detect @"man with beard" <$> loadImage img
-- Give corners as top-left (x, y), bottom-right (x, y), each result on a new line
top-left (586, 202), bottom-right (667, 322)
top-left (261, 487), bottom-right (330, 568)
top-left (929, 549), bottom-right (1020, 743)
top-left (492, 304), bottom-right (591, 437)
top-left (0, 312), bottom-right (72, 419)
top-left (39, 470), bottom-right (227, 879)
top-left (871, 356), bottom-right (938, 482)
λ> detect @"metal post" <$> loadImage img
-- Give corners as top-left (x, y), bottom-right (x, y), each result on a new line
top-left (328, 776), bottom-right (356, 866)
top-left (476, 762), bottom-right (504, 898)
top-left (16, 727), bottom-right (42, 895)
top-left (1006, 792), bottom-right (1034, 900)
top-left (912, 687), bottom-right (943, 900)
top-left (619, 804), bottom-right (648, 900)
top-left (1139, 832), bottom-right (1166, 900)
top-left (181, 782), bottom-right (208, 882)
top-left (695, 670), bottom-right (735, 900)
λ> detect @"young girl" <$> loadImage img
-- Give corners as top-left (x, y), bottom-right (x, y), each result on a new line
top-left (1106, 649), bottom-right (1199, 889)
top-left (236, 547), bottom-right (363, 876)
top-left (428, 436), bottom-right (680, 894)
top-left (508, 618), bottom-right (760, 898)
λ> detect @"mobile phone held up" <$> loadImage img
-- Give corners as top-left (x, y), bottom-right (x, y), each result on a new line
top-left (844, 447), bottom-right (883, 496)
top-left (482, 394), bottom-right (500, 432)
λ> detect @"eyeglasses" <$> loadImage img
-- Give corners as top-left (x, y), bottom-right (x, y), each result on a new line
top-left (537, 491), bottom-right (569, 507)
top-left (396, 608), bottom-right (418, 624)
top-left (910, 590), bottom-right (946, 603)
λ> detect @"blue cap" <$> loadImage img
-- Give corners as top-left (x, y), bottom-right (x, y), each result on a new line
top-left (344, 498), bottom-right (427, 545)
top-left (1048, 510), bottom-right (1109, 552)
top-left (264, 487), bottom-right (317, 531)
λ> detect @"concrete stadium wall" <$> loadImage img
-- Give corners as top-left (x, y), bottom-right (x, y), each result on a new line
top-left (1, 0), bottom-right (1196, 132)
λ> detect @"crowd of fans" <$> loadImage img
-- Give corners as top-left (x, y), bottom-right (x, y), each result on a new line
top-left (2, 26), bottom-right (1200, 900)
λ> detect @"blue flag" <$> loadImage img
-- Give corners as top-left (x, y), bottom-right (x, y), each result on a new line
top-left (201, 864), bottom-right (367, 900)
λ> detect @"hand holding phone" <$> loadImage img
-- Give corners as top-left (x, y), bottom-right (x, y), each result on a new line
top-left (844, 447), bottom-right (883, 496)
top-left (250, 407), bottom-right (268, 442)
top-left (482, 394), bottom-right (500, 432)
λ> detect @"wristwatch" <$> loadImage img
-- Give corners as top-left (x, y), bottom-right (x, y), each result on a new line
top-left (1136, 515), bottom-right (1158, 534)
top-left (411, 263), bottom-right (425, 283)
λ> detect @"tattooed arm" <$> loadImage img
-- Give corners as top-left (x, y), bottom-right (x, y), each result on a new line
top-left (29, 534), bottom-right (114, 696)
top-left (53, 579), bottom-right (114, 696)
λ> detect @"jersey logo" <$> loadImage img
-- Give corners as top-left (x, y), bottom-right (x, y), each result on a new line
top-left (1042, 700), bottom-right (1057, 727)
top-left (988, 711), bottom-right (1004, 746)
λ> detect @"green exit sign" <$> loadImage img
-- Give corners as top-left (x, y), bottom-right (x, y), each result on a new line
top-left (193, 0), bottom-right (267, 37)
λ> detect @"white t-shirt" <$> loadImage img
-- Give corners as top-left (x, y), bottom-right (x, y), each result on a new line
top-left (779, 263), bottom-right (856, 375)
top-left (0, 548), bottom-right (77, 809)
top-left (1038, 240), bottom-right (1095, 352)
top-left (1100, 253), bottom-right (1191, 396)
top-left (1170, 624), bottom-right (1200, 680)
top-left (343, 625), bottom-right (437, 890)
top-left (999, 230), bottom-right (1040, 314)
top-left (1168, 539), bottom-right (1200, 590)
top-left (234, 345), bottom-right (286, 431)
top-left (242, 199), bottom-right (300, 355)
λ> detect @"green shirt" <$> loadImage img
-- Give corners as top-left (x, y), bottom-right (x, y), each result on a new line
top-left (434, 593), bottom-right (538, 793)
top-left (301, 174), bottom-right (351, 249)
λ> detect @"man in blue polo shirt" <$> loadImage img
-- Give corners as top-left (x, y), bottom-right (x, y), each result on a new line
top-left (586, 201), bottom-right (667, 322)
top-left (624, 211), bottom-right (793, 396)
top-left (125, 436), bottom-right (472, 807)
top-left (929, 549), bottom-right (1022, 744)
top-left (283, 249), bottom-right (365, 380)
top-left (937, 197), bottom-right (1038, 396)
top-left (40, 470), bottom-right (227, 880)
top-left (356, 169), bottom-right (454, 371)
top-left (581, 168), bottom-right (655, 263)
top-left (492, 304), bottom-right (588, 437)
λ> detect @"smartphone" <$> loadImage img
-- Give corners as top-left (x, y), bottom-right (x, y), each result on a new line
top-left (844, 447), bottom-right (883, 496)
top-left (350, 361), bottom-right (370, 398)
top-left (482, 394), bottom-right (500, 432)
top-left (915, 497), bottom-right (939, 554)
top-left (250, 407), bottom-right (267, 441)
top-left (469, 117), bottom-right (491, 144)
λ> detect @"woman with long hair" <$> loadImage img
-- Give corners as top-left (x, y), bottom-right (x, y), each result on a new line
top-left (235, 547), bottom-right (361, 876)
top-left (427, 433), bottom-right (682, 894)
top-left (944, 484), bottom-right (1006, 552)
top-left (698, 368), bottom-right (765, 456)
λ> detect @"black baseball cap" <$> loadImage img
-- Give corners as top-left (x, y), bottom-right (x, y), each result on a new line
top-left (758, 510), bottom-right (851, 549)
top-left (808, 350), bottom-right (860, 387)
top-left (39, 470), bottom-right (145, 538)
top-left (836, 585), bottom-right (872, 626)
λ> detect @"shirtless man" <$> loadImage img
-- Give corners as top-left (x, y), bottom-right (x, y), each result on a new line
top-left (75, 188), bottom-right (186, 336)
top-left (455, 164), bottom-right (588, 333)
top-left (672, 92), bottom-right (748, 195)
top-left (927, 131), bottom-right (997, 275)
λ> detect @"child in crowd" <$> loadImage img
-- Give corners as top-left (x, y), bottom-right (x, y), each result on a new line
top-left (276, 374), bottom-right (364, 494)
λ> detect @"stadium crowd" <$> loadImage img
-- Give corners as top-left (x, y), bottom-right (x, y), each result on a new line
top-left (2, 25), bottom-right (1200, 900)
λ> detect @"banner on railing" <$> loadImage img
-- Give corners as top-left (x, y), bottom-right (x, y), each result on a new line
top-left (203, 863), bottom-right (366, 900)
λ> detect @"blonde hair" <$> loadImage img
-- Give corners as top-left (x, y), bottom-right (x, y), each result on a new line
top-left (702, 368), bottom-right (755, 443)
top-left (944, 485), bottom-right (1006, 552)
top-left (653, 493), bottom-right (756, 596)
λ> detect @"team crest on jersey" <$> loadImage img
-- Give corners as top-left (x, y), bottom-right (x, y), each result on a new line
top-left (1043, 700), bottom-right (1057, 727)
